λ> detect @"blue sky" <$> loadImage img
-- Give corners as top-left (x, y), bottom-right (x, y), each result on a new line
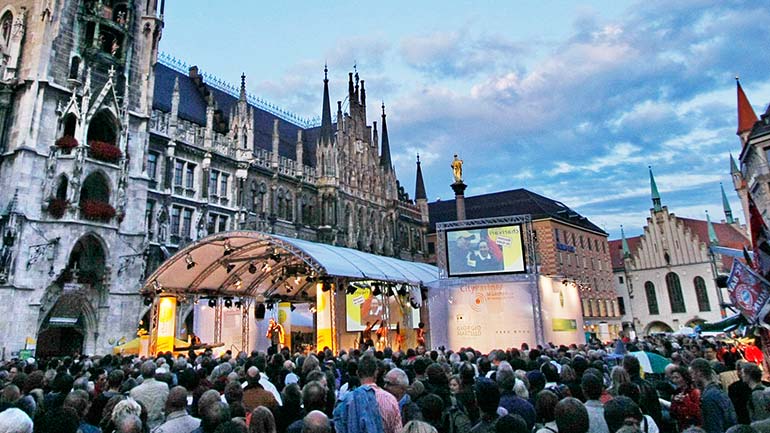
top-left (160, 1), bottom-right (770, 239)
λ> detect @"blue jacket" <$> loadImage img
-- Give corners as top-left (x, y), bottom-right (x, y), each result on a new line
top-left (333, 384), bottom-right (384, 433)
top-left (701, 382), bottom-right (738, 433)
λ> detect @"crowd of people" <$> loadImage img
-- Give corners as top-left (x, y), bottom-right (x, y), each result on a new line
top-left (0, 334), bottom-right (769, 433)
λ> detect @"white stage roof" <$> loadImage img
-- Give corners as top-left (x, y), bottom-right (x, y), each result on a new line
top-left (142, 231), bottom-right (438, 300)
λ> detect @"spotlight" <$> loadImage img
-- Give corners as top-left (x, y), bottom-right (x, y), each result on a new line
top-left (309, 305), bottom-right (317, 314)
top-left (261, 262), bottom-right (271, 273)
top-left (233, 277), bottom-right (242, 290)
top-left (410, 299), bottom-right (420, 309)
top-left (397, 284), bottom-right (408, 297)
top-left (294, 275), bottom-right (301, 285)
top-left (153, 280), bottom-right (162, 294)
top-left (266, 303), bottom-right (274, 310)
top-left (234, 299), bottom-right (243, 308)
top-left (226, 263), bottom-right (235, 273)
top-left (346, 285), bottom-right (357, 295)
top-left (322, 280), bottom-right (331, 292)
top-left (372, 283), bottom-right (382, 296)
top-left (224, 297), bottom-right (233, 308)
top-left (223, 240), bottom-right (233, 256)
top-left (185, 253), bottom-right (196, 269)
top-left (290, 304), bottom-right (296, 312)
top-left (143, 296), bottom-right (152, 306)
top-left (386, 285), bottom-right (395, 297)
top-left (208, 297), bottom-right (217, 308)
top-left (248, 262), bottom-right (257, 274)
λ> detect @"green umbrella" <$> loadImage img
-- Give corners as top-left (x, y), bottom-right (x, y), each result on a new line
top-left (629, 351), bottom-right (670, 374)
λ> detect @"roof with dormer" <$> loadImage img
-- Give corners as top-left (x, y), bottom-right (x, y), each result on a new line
top-left (153, 63), bottom-right (320, 167)
top-left (427, 188), bottom-right (606, 235)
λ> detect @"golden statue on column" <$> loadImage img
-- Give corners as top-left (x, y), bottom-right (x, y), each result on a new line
top-left (451, 154), bottom-right (463, 183)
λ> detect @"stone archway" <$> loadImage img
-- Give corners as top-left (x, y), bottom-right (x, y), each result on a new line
top-left (644, 321), bottom-right (674, 335)
top-left (36, 234), bottom-right (108, 356)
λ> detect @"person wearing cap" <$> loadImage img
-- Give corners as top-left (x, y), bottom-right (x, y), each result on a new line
top-left (449, 231), bottom-right (477, 274)
top-left (690, 357), bottom-right (737, 433)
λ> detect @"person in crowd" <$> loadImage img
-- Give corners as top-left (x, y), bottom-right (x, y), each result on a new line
top-left (622, 355), bottom-right (662, 427)
top-left (729, 360), bottom-right (752, 425)
top-left (334, 354), bottom-right (401, 433)
top-left (286, 381), bottom-right (326, 433)
top-left (497, 367), bottom-right (536, 430)
top-left (494, 414), bottom-right (529, 433)
top-left (402, 420), bottom-right (437, 433)
top-left (249, 407), bottom-right (277, 433)
top-left (665, 365), bottom-right (702, 430)
top-left (0, 407), bottom-right (32, 433)
top-left (534, 390), bottom-right (559, 433)
top-left (608, 366), bottom-right (630, 397)
top-left (580, 373), bottom-right (609, 433)
top-left (554, 397), bottom-right (590, 433)
top-left (243, 367), bottom-right (279, 413)
top-left (604, 396), bottom-right (644, 433)
top-left (617, 383), bottom-right (660, 433)
top-left (153, 386), bottom-right (200, 433)
top-left (689, 358), bottom-right (737, 433)
top-left (384, 367), bottom-right (422, 424)
top-left (470, 377), bottom-right (501, 433)
top-left (130, 360), bottom-right (170, 431)
top-left (741, 362), bottom-right (770, 422)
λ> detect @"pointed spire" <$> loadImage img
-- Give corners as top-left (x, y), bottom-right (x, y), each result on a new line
top-left (730, 153), bottom-right (740, 174)
top-left (319, 66), bottom-right (333, 145)
top-left (415, 154), bottom-right (427, 200)
top-left (620, 225), bottom-right (631, 259)
top-left (721, 182), bottom-right (734, 224)
top-left (706, 210), bottom-right (719, 245)
top-left (379, 102), bottom-right (392, 171)
top-left (649, 166), bottom-right (662, 212)
top-left (239, 73), bottom-right (247, 101)
top-left (737, 76), bottom-right (758, 135)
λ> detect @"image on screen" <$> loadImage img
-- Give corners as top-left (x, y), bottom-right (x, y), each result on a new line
top-left (445, 225), bottom-right (526, 277)
top-left (345, 286), bottom-right (421, 332)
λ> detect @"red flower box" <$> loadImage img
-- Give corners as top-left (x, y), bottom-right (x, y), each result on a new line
top-left (47, 198), bottom-right (68, 218)
top-left (81, 200), bottom-right (116, 221)
top-left (55, 136), bottom-right (78, 150)
top-left (89, 141), bottom-right (122, 163)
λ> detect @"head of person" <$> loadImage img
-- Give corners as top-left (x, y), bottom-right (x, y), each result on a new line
top-left (495, 414), bottom-right (528, 433)
top-left (622, 355), bottom-right (642, 378)
top-left (689, 358), bottom-right (715, 387)
top-left (358, 355), bottom-right (378, 382)
top-left (417, 394), bottom-right (444, 426)
top-left (300, 410), bottom-right (330, 433)
top-left (166, 386), bottom-right (189, 414)
top-left (581, 372), bottom-right (603, 401)
top-left (604, 396), bottom-right (644, 432)
top-left (140, 360), bottom-right (156, 379)
top-left (301, 381), bottom-right (326, 413)
top-left (201, 401), bottom-right (231, 433)
top-left (555, 397), bottom-right (590, 433)
top-left (703, 344), bottom-right (717, 361)
top-left (535, 390), bottom-right (559, 424)
top-left (384, 368), bottom-right (409, 400)
top-left (611, 366), bottom-right (630, 389)
top-left (478, 242), bottom-right (490, 256)
top-left (449, 375), bottom-right (461, 394)
top-left (475, 378), bottom-right (501, 416)
top-left (63, 389), bottom-right (90, 420)
top-left (224, 381), bottom-right (244, 405)
top-left (0, 407), bottom-right (32, 433)
top-left (248, 406), bottom-right (275, 433)
top-left (402, 420), bottom-right (438, 433)
top-left (670, 366), bottom-right (693, 389)
top-left (115, 414), bottom-right (142, 433)
top-left (741, 362), bottom-right (763, 385)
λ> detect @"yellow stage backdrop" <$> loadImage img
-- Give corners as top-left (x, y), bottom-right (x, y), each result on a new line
top-left (156, 296), bottom-right (177, 353)
top-left (316, 284), bottom-right (334, 350)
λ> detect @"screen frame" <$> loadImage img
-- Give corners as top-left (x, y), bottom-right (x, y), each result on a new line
top-left (444, 223), bottom-right (528, 278)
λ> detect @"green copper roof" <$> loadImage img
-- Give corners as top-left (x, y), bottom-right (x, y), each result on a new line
top-left (706, 211), bottom-right (719, 245)
top-left (649, 167), bottom-right (662, 212)
top-left (720, 183), bottom-right (734, 224)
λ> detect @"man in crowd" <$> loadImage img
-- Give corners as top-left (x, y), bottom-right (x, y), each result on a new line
top-left (690, 357), bottom-right (737, 433)
top-left (384, 367), bottom-right (422, 424)
top-left (130, 360), bottom-right (169, 431)
top-left (152, 386), bottom-right (200, 433)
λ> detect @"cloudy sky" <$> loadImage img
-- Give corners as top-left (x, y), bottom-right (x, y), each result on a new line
top-left (161, 0), bottom-right (770, 239)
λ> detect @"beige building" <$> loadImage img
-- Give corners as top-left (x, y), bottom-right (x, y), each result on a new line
top-left (610, 169), bottom-right (748, 335)
top-left (734, 78), bottom-right (770, 222)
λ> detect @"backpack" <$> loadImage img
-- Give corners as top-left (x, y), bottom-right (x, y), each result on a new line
top-left (443, 396), bottom-right (472, 433)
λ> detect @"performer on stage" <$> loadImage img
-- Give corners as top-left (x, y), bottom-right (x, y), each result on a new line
top-left (416, 321), bottom-right (426, 348)
top-left (265, 318), bottom-right (285, 351)
top-left (361, 320), bottom-right (377, 350)
top-left (395, 322), bottom-right (406, 352)
top-left (375, 320), bottom-right (389, 351)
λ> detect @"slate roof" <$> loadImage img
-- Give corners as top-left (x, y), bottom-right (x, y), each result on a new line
top-left (153, 63), bottom-right (320, 167)
top-left (608, 218), bottom-right (749, 271)
top-left (428, 188), bottom-right (606, 235)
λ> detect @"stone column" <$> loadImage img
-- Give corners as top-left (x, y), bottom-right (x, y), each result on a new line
top-left (451, 182), bottom-right (467, 221)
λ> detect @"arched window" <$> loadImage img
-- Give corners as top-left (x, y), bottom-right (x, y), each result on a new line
top-left (55, 176), bottom-right (68, 200)
top-left (645, 281), bottom-right (659, 315)
top-left (1, 12), bottom-right (12, 46)
top-left (63, 114), bottom-right (77, 137)
top-left (87, 110), bottom-right (118, 145)
top-left (694, 276), bottom-right (710, 312)
top-left (666, 272), bottom-right (686, 313)
top-left (69, 56), bottom-right (81, 80)
top-left (80, 172), bottom-right (110, 204)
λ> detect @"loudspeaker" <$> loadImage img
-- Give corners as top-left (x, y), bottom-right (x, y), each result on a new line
top-left (255, 303), bottom-right (266, 320)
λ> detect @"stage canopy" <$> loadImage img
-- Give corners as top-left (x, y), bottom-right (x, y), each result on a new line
top-left (142, 231), bottom-right (439, 303)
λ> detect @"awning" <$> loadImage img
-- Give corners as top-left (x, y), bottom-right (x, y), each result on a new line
top-left (142, 231), bottom-right (439, 300)
top-left (696, 314), bottom-right (748, 333)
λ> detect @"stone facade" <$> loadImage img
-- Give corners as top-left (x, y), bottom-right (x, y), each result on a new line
top-left (610, 198), bottom-right (748, 336)
top-left (0, 1), bottom-right (427, 357)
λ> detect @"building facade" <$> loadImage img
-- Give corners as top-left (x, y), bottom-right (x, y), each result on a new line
top-left (0, 0), bottom-right (426, 357)
top-left (610, 169), bottom-right (749, 335)
top-left (426, 188), bottom-right (622, 341)
top-left (734, 78), bottom-right (770, 221)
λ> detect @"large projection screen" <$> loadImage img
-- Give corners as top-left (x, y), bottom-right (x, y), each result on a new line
top-left (345, 287), bottom-right (421, 332)
top-left (445, 224), bottom-right (526, 277)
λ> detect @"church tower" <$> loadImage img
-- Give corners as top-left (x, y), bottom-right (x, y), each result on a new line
top-left (316, 66), bottom-right (338, 244)
top-left (0, 0), bottom-right (164, 356)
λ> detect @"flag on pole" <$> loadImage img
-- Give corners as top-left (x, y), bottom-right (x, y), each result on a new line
top-left (727, 258), bottom-right (770, 325)
top-left (749, 195), bottom-right (770, 278)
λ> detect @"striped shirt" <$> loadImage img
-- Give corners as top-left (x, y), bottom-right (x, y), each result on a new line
top-left (372, 384), bottom-right (402, 433)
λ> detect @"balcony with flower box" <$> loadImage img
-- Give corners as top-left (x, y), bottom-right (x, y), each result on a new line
top-left (88, 141), bottom-right (122, 164)
top-left (46, 198), bottom-right (68, 219)
top-left (80, 200), bottom-right (116, 222)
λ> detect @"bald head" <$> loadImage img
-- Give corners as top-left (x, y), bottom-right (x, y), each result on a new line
top-left (166, 386), bottom-right (188, 413)
top-left (115, 414), bottom-right (142, 433)
top-left (302, 410), bottom-right (330, 433)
